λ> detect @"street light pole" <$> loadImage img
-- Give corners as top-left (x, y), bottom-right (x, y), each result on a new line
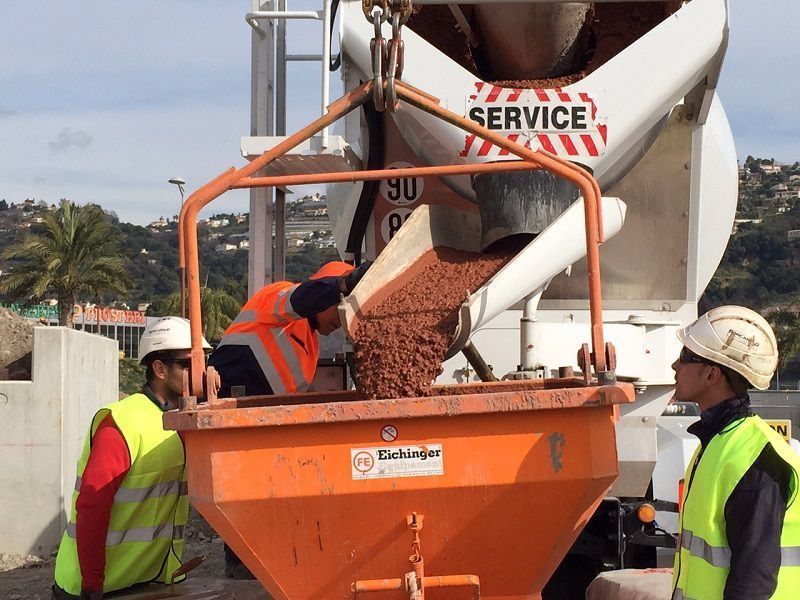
top-left (169, 177), bottom-right (187, 316)
top-left (169, 177), bottom-right (186, 206)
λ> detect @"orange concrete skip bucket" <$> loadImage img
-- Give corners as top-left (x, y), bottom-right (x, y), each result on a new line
top-left (165, 378), bottom-right (634, 599)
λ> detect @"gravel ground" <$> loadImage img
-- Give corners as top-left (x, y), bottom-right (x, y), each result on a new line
top-left (0, 510), bottom-right (229, 599)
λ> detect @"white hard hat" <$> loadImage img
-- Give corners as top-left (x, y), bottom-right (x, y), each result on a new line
top-left (677, 305), bottom-right (778, 390)
top-left (139, 316), bottom-right (210, 363)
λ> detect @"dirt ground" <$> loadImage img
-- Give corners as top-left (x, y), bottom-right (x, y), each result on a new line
top-left (0, 509), bottom-right (232, 599)
top-left (0, 307), bottom-right (35, 379)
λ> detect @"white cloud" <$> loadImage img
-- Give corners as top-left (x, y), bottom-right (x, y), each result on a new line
top-left (48, 127), bottom-right (93, 154)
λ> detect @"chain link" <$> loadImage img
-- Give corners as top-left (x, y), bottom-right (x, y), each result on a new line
top-left (385, 11), bottom-right (403, 110)
top-left (370, 8), bottom-right (387, 111)
top-left (363, 0), bottom-right (388, 22)
top-left (390, 0), bottom-right (412, 24)
top-left (366, 0), bottom-right (410, 112)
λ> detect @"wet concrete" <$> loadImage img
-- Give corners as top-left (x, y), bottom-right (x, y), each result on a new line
top-left (352, 245), bottom-right (519, 399)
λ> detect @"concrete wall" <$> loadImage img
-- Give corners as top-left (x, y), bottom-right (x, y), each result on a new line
top-left (0, 327), bottom-right (118, 555)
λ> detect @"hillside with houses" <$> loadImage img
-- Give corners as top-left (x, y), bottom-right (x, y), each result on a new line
top-left (3, 161), bottom-right (800, 318)
top-left (0, 193), bottom-right (338, 312)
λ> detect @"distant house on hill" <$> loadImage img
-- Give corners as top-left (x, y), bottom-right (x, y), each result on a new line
top-left (208, 218), bottom-right (230, 228)
top-left (215, 243), bottom-right (237, 253)
top-left (732, 218), bottom-right (762, 234)
top-left (148, 217), bottom-right (168, 229)
top-left (745, 170), bottom-right (761, 183)
top-left (761, 163), bottom-right (783, 175)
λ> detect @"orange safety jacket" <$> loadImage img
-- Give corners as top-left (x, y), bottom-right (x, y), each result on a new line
top-left (217, 281), bottom-right (320, 395)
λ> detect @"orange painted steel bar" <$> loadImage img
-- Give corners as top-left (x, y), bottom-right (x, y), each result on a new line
top-left (178, 80), bottom-right (609, 396)
top-left (352, 575), bottom-right (481, 598)
top-left (231, 161), bottom-right (543, 189)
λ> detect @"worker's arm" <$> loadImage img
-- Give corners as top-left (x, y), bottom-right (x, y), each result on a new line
top-left (286, 262), bottom-right (372, 319)
top-left (285, 276), bottom-right (342, 319)
top-left (75, 415), bottom-right (131, 596)
top-left (723, 443), bottom-right (791, 600)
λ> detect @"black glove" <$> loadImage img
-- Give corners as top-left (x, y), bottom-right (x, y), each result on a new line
top-left (340, 260), bottom-right (373, 295)
top-left (80, 591), bottom-right (103, 600)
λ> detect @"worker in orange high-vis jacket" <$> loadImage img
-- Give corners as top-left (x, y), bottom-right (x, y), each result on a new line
top-left (208, 260), bottom-right (370, 580)
top-left (208, 260), bottom-right (370, 400)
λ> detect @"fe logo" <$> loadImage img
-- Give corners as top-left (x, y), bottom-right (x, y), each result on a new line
top-left (381, 208), bottom-right (413, 244)
top-left (380, 161), bottom-right (424, 207)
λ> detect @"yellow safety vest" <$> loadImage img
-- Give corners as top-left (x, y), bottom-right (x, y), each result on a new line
top-left (672, 415), bottom-right (800, 599)
top-left (54, 393), bottom-right (189, 595)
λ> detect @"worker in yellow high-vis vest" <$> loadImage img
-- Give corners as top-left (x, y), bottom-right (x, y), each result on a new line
top-left (52, 317), bottom-right (211, 600)
top-left (671, 306), bottom-right (800, 599)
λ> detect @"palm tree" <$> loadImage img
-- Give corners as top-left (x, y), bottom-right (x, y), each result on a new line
top-left (767, 309), bottom-right (800, 389)
top-left (159, 287), bottom-right (240, 342)
top-left (0, 200), bottom-right (130, 327)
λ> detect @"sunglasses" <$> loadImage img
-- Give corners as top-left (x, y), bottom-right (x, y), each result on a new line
top-left (678, 347), bottom-right (709, 365)
top-left (678, 347), bottom-right (736, 386)
top-left (163, 357), bottom-right (193, 369)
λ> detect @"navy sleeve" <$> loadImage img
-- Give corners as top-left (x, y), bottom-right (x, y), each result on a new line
top-left (289, 276), bottom-right (342, 318)
top-left (723, 443), bottom-right (791, 600)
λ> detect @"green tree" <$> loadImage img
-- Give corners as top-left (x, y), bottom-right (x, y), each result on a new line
top-left (156, 287), bottom-right (240, 342)
top-left (0, 200), bottom-right (130, 326)
top-left (0, 199), bottom-right (7, 211)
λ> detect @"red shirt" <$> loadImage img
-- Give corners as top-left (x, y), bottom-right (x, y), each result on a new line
top-left (75, 414), bottom-right (130, 592)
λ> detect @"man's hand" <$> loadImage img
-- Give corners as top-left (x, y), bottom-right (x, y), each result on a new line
top-left (340, 260), bottom-right (373, 295)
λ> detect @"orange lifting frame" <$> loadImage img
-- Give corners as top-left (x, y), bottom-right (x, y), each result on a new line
top-left (178, 79), bottom-right (608, 398)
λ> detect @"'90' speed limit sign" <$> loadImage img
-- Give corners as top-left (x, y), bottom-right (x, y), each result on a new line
top-left (379, 161), bottom-right (424, 206)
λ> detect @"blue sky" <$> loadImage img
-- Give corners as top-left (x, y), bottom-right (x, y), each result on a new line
top-left (0, 1), bottom-right (796, 225)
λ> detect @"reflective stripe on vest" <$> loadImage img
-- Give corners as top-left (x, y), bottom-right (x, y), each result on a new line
top-left (218, 328), bottom-right (310, 395)
top-left (231, 309), bottom-right (257, 325)
top-left (680, 529), bottom-right (731, 567)
top-left (671, 588), bottom-right (698, 600)
top-left (54, 393), bottom-right (188, 596)
top-left (672, 416), bottom-right (800, 599)
top-left (65, 521), bottom-right (185, 547)
top-left (681, 528), bottom-right (800, 568)
top-left (275, 285), bottom-right (300, 319)
top-left (74, 476), bottom-right (188, 503)
top-left (781, 546), bottom-right (800, 566)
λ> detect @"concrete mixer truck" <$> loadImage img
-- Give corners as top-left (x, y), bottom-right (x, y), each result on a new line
top-left (165, 0), bottom-right (737, 598)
